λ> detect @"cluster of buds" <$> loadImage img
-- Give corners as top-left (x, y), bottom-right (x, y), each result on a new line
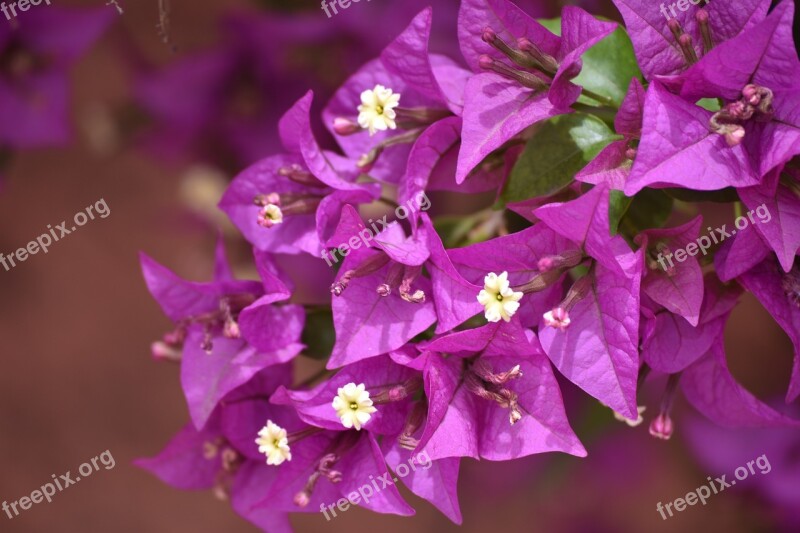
top-left (331, 253), bottom-right (426, 303)
top-left (464, 359), bottom-right (525, 425)
top-left (710, 84), bottom-right (775, 147)
top-left (477, 27), bottom-right (559, 91)
top-left (152, 294), bottom-right (255, 356)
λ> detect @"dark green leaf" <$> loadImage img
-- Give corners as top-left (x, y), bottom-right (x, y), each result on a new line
top-left (664, 187), bottom-right (740, 203)
top-left (608, 190), bottom-right (633, 235)
top-left (619, 189), bottom-right (674, 236)
top-left (301, 310), bottom-right (336, 360)
top-left (502, 113), bottom-right (619, 203)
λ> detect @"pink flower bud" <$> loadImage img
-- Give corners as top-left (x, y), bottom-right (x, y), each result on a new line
top-left (333, 117), bottom-right (361, 136)
top-left (543, 307), bottom-right (571, 330)
top-left (478, 54), bottom-right (496, 70)
top-left (742, 84), bottom-right (761, 106)
top-left (649, 413), bottom-right (674, 440)
top-left (293, 490), bottom-right (310, 508)
top-left (724, 125), bottom-right (745, 147)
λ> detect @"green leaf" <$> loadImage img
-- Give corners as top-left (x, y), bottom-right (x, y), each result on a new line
top-left (608, 190), bottom-right (633, 235)
top-left (433, 215), bottom-right (482, 248)
top-left (664, 187), bottom-right (740, 203)
top-left (623, 189), bottom-right (674, 233)
top-left (301, 310), bottom-right (336, 360)
top-left (502, 113), bottom-right (620, 203)
top-left (696, 98), bottom-right (722, 112)
top-left (537, 17), bottom-right (562, 36)
top-left (573, 26), bottom-right (642, 107)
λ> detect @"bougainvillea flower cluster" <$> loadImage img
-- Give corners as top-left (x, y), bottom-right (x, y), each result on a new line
top-left (139, 0), bottom-right (800, 530)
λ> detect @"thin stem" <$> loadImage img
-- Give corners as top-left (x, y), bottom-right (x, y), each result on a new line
top-left (580, 88), bottom-right (618, 108)
top-left (296, 366), bottom-right (334, 389)
top-left (378, 196), bottom-right (400, 209)
top-left (571, 103), bottom-right (618, 127)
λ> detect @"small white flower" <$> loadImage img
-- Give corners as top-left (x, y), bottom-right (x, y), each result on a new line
top-left (613, 406), bottom-right (646, 428)
top-left (258, 204), bottom-right (283, 228)
top-left (332, 382), bottom-right (377, 430)
top-left (255, 420), bottom-right (292, 465)
top-left (357, 85), bottom-right (401, 136)
top-left (477, 271), bottom-right (523, 323)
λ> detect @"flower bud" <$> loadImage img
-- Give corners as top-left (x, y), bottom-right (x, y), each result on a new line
top-left (649, 413), bottom-right (674, 440)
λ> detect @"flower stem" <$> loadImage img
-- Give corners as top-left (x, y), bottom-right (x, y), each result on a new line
top-left (580, 88), bottom-right (618, 108)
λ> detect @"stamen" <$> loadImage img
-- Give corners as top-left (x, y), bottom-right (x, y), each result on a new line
top-left (465, 360), bottom-right (524, 425)
top-left (212, 446), bottom-right (243, 501)
top-left (649, 413), bottom-right (674, 440)
top-left (537, 250), bottom-right (584, 273)
top-left (782, 266), bottom-right (800, 308)
top-left (254, 192), bottom-right (281, 207)
top-left (723, 101), bottom-right (753, 121)
top-left (201, 324), bottom-right (214, 354)
top-left (649, 373), bottom-right (680, 440)
top-left (478, 55), bottom-right (550, 91)
top-left (399, 265), bottom-right (426, 303)
top-left (286, 426), bottom-right (325, 444)
top-left (332, 117), bottom-right (361, 136)
top-left (163, 329), bottom-right (185, 346)
top-left (471, 358), bottom-right (523, 385)
top-left (696, 9), bottom-right (713, 53)
top-left (650, 242), bottom-right (676, 277)
top-left (756, 87), bottom-right (774, 117)
top-left (742, 84), bottom-right (762, 106)
top-left (294, 453), bottom-right (343, 508)
top-left (394, 107), bottom-right (452, 129)
top-left (723, 125), bottom-right (746, 147)
top-left (151, 341), bottom-right (182, 362)
top-left (331, 253), bottom-right (391, 295)
top-left (278, 164), bottom-right (326, 188)
top-left (202, 437), bottom-right (225, 460)
top-left (220, 299), bottom-right (241, 339)
top-left (709, 112), bottom-right (746, 147)
top-left (371, 377), bottom-right (423, 404)
top-left (357, 128), bottom-right (425, 170)
top-left (481, 27), bottom-right (540, 70)
top-left (542, 273), bottom-right (594, 331)
top-left (543, 307), bottom-right (570, 330)
top-left (398, 400), bottom-right (427, 450)
top-left (678, 34), bottom-right (698, 64)
top-left (377, 263), bottom-right (404, 297)
top-left (376, 263), bottom-right (425, 304)
top-left (516, 37), bottom-right (559, 74)
top-left (511, 268), bottom-right (563, 294)
top-left (667, 18), bottom-right (683, 42)
top-left (281, 197), bottom-right (322, 216)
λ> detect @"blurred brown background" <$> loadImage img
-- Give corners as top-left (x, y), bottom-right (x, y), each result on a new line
top-left (0, 0), bottom-right (795, 532)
